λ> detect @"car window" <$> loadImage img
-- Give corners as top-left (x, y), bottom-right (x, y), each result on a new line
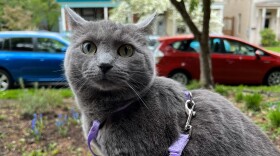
top-left (223, 39), bottom-right (256, 56)
top-left (37, 38), bottom-right (66, 53)
top-left (210, 38), bottom-right (222, 53)
top-left (0, 38), bottom-right (3, 50)
top-left (171, 40), bottom-right (189, 51)
top-left (189, 40), bottom-right (200, 52)
top-left (10, 38), bottom-right (34, 51)
top-left (2, 38), bottom-right (10, 50)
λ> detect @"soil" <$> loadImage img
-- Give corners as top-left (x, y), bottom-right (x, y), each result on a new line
top-left (0, 99), bottom-right (90, 156)
top-left (0, 97), bottom-right (279, 156)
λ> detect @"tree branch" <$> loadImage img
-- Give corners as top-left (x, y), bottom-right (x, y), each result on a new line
top-left (170, 0), bottom-right (201, 38)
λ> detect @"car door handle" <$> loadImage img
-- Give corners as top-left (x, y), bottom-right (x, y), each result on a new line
top-left (263, 61), bottom-right (270, 64)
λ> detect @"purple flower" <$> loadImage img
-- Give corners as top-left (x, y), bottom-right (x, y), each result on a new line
top-left (56, 113), bottom-right (66, 127)
top-left (71, 109), bottom-right (79, 120)
top-left (64, 114), bottom-right (68, 121)
top-left (31, 114), bottom-right (37, 130)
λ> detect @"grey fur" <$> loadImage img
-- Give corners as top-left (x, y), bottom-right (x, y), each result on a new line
top-left (64, 7), bottom-right (280, 156)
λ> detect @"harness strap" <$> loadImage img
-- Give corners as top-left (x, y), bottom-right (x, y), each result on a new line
top-left (87, 120), bottom-right (101, 156)
top-left (87, 91), bottom-right (195, 156)
top-left (168, 134), bottom-right (190, 156)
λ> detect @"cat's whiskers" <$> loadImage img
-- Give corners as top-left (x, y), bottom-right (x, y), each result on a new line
top-left (125, 82), bottom-right (149, 109)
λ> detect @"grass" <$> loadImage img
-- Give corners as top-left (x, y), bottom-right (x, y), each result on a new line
top-left (264, 47), bottom-right (280, 53)
top-left (268, 105), bottom-right (280, 128)
top-left (0, 88), bottom-right (73, 100)
top-left (18, 88), bottom-right (64, 116)
top-left (244, 94), bottom-right (262, 111)
top-left (0, 88), bottom-right (73, 117)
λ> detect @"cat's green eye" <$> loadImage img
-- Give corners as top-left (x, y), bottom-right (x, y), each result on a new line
top-left (81, 42), bottom-right (97, 54)
top-left (118, 44), bottom-right (134, 57)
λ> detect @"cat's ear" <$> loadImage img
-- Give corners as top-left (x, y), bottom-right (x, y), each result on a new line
top-left (135, 12), bottom-right (157, 34)
top-left (64, 6), bottom-right (87, 29)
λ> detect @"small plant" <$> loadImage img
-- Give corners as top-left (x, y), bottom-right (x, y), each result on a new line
top-left (19, 88), bottom-right (63, 116)
top-left (70, 109), bottom-right (80, 125)
top-left (186, 80), bottom-right (201, 89)
top-left (244, 94), bottom-right (262, 111)
top-left (260, 29), bottom-right (279, 46)
top-left (56, 114), bottom-right (69, 137)
top-left (31, 113), bottom-right (44, 141)
top-left (215, 85), bottom-right (229, 96)
top-left (268, 105), bottom-right (280, 128)
top-left (0, 114), bottom-right (6, 121)
top-left (234, 92), bottom-right (244, 103)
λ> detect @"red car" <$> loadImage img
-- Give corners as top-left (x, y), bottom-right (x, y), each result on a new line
top-left (155, 35), bottom-right (280, 85)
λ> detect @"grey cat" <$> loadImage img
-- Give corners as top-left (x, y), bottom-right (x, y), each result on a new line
top-left (64, 7), bottom-right (280, 156)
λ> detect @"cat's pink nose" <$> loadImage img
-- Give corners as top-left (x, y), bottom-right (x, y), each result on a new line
top-left (99, 63), bottom-right (113, 73)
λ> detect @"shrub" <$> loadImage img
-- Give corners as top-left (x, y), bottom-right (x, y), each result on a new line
top-left (235, 92), bottom-right (244, 103)
top-left (18, 88), bottom-right (63, 116)
top-left (186, 80), bottom-right (201, 90)
top-left (260, 29), bottom-right (279, 46)
top-left (268, 105), bottom-right (280, 128)
top-left (215, 85), bottom-right (229, 96)
top-left (244, 94), bottom-right (262, 111)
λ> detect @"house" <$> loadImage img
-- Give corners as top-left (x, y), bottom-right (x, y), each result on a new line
top-left (56, 0), bottom-right (224, 37)
top-left (223, 0), bottom-right (280, 45)
top-left (56, 0), bottom-right (118, 33)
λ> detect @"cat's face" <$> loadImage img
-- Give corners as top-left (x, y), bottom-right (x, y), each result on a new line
top-left (64, 8), bottom-right (156, 92)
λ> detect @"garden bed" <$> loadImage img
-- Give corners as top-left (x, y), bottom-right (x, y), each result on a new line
top-left (0, 86), bottom-right (279, 155)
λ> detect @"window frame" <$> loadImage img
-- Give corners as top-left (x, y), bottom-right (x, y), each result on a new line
top-left (221, 38), bottom-right (257, 56)
top-left (5, 37), bottom-right (36, 52)
top-left (34, 37), bottom-right (67, 53)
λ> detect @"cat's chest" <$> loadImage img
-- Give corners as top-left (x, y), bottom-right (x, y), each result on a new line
top-left (95, 107), bottom-right (176, 156)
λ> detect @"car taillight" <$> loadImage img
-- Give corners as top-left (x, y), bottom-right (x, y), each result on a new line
top-left (154, 47), bottom-right (164, 64)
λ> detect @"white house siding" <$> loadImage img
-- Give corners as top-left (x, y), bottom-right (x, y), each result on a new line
top-left (224, 0), bottom-right (280, 45)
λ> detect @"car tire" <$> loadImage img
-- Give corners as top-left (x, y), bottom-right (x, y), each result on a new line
top-left (266, 70), bottom-right (280, 86)
top-left (170, 72), bottom-right (189, 86)
top-left (0, 69), bottom-right (12, 91)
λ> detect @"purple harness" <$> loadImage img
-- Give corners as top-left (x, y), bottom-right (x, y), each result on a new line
top-left (87, 91), bottom-right (196, 156)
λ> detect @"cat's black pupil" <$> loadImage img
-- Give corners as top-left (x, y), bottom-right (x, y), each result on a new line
top-left (86, 43), bottom-right (91, 52)
top-left (124, 47), bottom-right (128, 55)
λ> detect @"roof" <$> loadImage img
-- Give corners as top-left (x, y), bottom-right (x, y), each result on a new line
top-left (256, 0), bottom-right (280, 7)
top-left (0, 31), bottom-right (61, 37)
top-left (0, 31), bottom-right (69, 44)
top-left (159, 34), bottom-right (242, 42)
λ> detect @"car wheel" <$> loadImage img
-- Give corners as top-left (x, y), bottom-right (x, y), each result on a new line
top-left (0, 69), bottom-right (12, 91)
top-left (170, 72), bottom-right (189, 85)
top-left (266, 71), bottom-right (280, 86)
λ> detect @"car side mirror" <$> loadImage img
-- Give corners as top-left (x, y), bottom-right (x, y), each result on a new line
top-left (255, 50), bottom-right (262, 60)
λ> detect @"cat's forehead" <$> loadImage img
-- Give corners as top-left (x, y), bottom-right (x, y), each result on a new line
top-left (73, 20), bottom-right (144, 42)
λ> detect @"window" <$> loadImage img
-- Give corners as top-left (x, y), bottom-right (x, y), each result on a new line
top-left (3, 39), bottom-right (10, 50)
top-left (11, 38), bottom-right (34, 51)
top-left (210, 38), bottom-right (222, 53)
top-left (37, 38), bottom-right (66, 53)
top-left (170, 40), bottom-right (189, 52)
top-left (0, 38), bottom-right (4, 50)
top-left (189, 40), bottom-right (200, 52)
top-left (223, 39), bottom-right (255, 56)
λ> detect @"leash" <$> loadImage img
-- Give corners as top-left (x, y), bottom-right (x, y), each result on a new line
top-left (87, 91), bottom-right (196, 156)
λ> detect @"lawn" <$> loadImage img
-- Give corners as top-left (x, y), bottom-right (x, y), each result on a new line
top-left (264, 47), bottom-right (280, 53)
top-left (0, 85), bottom-right (279, 155)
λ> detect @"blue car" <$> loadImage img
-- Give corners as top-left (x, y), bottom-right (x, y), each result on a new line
top-left (0, 31), bottom-right (70, 91)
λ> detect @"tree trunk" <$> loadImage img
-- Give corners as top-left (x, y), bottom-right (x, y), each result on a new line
top-left (170, 0), bottom-right (214, 89)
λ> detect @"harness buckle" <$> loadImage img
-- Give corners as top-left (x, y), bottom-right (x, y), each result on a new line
top-left (184, 93), bottom-right (196, 137)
